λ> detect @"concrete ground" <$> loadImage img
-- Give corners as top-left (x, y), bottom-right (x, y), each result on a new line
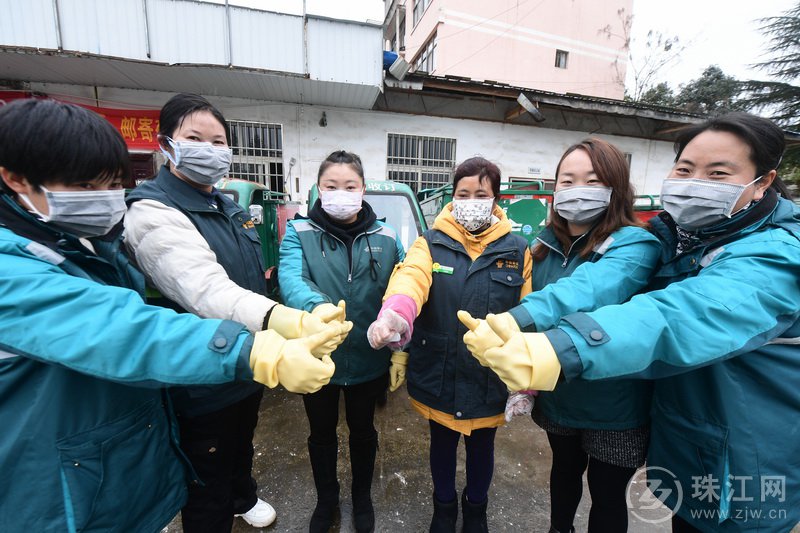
top-left (163, 385), bottom-right (797, 533)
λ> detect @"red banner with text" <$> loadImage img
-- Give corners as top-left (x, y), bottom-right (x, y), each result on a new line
top-left (82, 105), bottom-right (161, 150)
top-left (0, 91), bottom-right (160, 150)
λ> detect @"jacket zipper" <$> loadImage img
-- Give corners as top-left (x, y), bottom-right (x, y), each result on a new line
top-left (308, 220), bottom-right (381, 284)
top-left (538, 233), bottom-right (589, 268)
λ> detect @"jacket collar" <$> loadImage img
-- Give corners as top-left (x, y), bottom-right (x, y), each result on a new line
top-left (151, 165), bottom-right (236, 214)
top-left (650, 188), bottom-right (789, 259)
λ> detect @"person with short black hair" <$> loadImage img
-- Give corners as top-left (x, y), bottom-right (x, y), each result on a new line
top-left (0, 98), bottom-right (341, 532)
top-left (368, 156), bottom-right (533, 532)
top-left (124, 93), bottom-right (351, 532)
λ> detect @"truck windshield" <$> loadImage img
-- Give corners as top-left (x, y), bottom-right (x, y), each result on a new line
top-left (365, 192), bottom-right (422, 252)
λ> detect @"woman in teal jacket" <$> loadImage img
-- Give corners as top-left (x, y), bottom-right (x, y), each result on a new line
top-left (466, 113), bottom-right (800, 533)
top-left (279, 151), bottom-right (405, 533)
top-left (464, 139), bottom-right (660, 533)
top-left (0, 99), bottom-right (337, 533)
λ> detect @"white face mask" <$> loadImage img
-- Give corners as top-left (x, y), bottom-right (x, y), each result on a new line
top-left (161, 137), bottom-right (232, 186)
top-left (661, 176), bottom-right (762, 231)
top-left (553, 185), bottom-right (612, 224)
top-left (20, 186), bottom-right (126, 238)
top-left (451, 198), bottom-right (494, 231)
top-left (320, 189), bottom-right (363, 221)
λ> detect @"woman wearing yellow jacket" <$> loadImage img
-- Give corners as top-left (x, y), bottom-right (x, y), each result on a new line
top-left (367, 157), bottom-right (532, 532)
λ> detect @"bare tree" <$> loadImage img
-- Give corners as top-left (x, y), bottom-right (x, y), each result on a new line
top-left (599, 8), bottom-right (688, 102)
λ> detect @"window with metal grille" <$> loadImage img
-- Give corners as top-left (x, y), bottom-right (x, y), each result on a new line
top-left (387, 133), bottom-right (456, 193)
top-left (555, 49), bottom-right (569, 69)
top-left (228, 120), bottom-right (284, 192)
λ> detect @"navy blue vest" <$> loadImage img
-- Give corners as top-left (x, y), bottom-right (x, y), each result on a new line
top-left (127, 166), bottom-right (263, 416)
top-left (406, 228), bottom-right (528, 420)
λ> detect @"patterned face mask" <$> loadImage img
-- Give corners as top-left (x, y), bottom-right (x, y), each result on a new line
top-left (451, 198), bottom-right (495, 231)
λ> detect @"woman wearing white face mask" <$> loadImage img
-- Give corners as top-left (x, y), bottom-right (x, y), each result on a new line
top-left (367, 157), bottom-right (532, 532)
top-left (124, 94), bottom-right (351, 532)
top-left (462, 114), bottom-right (800, 533)
top-left (278, 150), bottom-right (405, 533)
top-left (459, 139), bottom-right (661, 533)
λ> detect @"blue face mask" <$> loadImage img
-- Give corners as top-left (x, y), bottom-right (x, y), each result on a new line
top-left (661, 175), bottom-right (763, 231)
top-left (161, 137), bottom-right (232, 186)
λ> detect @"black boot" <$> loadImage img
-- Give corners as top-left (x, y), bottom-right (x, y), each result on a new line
top-left (548, 528), bottom-right (575, 533)
top-left (429, 493), bottom-right (458, 533)
top-left (461, 489), bottom-right (488, 533)
top-left (349, 432), bottom-right (378, 533)
top-left (308, 439), bottom-right (340, 533)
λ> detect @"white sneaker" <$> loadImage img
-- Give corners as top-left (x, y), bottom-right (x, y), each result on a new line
top-left (235, 498), bottom-right (277, 528)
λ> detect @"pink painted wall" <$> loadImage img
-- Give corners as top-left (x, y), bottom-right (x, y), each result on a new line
top-left (401, 0), bottom-right (631, 99)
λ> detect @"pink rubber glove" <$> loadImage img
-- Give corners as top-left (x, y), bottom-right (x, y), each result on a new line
top-left (366, 294), bottom-right (417, 350)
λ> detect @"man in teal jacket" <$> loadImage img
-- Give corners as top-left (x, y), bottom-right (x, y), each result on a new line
top-left (0, 99), bottom-right (340, 532)
top-left (465, 113), bottom-right (800, 532)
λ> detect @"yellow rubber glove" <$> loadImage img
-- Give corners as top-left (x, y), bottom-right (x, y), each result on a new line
top-left (310, 320), bottom-right (352, 357)
top-left (389, 351), bottom-right (408, 392)
top-left (311, 300), bottom-right (347, 323)
top-left (250, 329), bottom-right (337, 393)
top-left (268, 304), bottom-right (353, 356)
top-left (481, 314), bottom-right (561, 392)
top-left (458, 310), bottom-right (520, 362)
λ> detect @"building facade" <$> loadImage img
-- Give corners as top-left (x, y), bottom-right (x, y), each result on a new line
top-left (384, 0), bottom-right (632, 100)
top-left (1, 0), bottom-right (694, 209)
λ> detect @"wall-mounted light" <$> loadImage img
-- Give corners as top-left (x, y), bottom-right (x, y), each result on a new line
top-left (319, 111), bottom-right (327, 127)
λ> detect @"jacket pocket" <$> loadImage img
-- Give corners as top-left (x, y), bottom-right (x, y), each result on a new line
top-left (57, 398), bottom-right (182, 532)
top-left (488, 270), bottom-right (524, 314)
top-left (489, 270), bottom-right (525, 287)
top-left (649, 408), bottom-right (730, 517)
top-left (407, 329), bottom-right (448, 398)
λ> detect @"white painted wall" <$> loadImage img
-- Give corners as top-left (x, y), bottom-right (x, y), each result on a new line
top-left (31, 82), bottom-right (676, 211)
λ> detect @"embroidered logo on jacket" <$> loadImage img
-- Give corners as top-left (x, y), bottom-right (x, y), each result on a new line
top-left (496, 259), bottom-right (519, 270)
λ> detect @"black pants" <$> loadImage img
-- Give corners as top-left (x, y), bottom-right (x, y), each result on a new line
top-left (429, 420), bottom-right (497, 504)
top-left (179, 389), bottom-right (264, 533)
top-left (303, 374), bottom-right (388, 445)
top-left (547, 432), bottom-right (636, 533)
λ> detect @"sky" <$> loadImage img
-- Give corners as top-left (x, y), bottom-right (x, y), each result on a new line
top-left (210, 0), bottom-right (797, 91)
top-left (626, 0), bottom-right (797, 89)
